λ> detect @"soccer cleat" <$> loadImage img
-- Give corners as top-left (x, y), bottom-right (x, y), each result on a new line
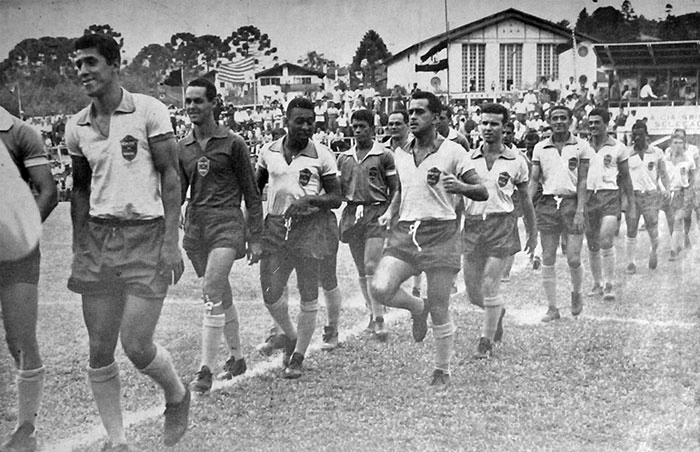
top-left (587, 284), bottom-right (604, 297)
top-left (429, 369), bottom-right (451, 387)
top-left (321, 326), bottom-right (339, 351)
top-left (100, 442), bottom-right (130, 452)
top-left (685, 234), bottom-right (691, 249)
top-left (501, 275), bottom-right (511, 283)
top-left (603, 283), bottom-right (615, 301)
top-left (256, 333), bottom-right (289, 357)
top-left (411, 299), bottom-right (430, 342)
top-left (163, 387), bottom-right (190, 447)
top-left (532, 255), bottom-right (542, 270)
top-left (625, 263), bottom-right (636, 275)
top-left (189, 366), bottom-right (213, 394)
top-left (473, 337), bottom-right (493, 359)
top-left (541, 307), bottom-right (561, 323)
top-left (493, 308), bottom-right (506, 343)
top-left (374, 316), bottom-right (388, 341)
top-left (411, 287), bottom-right (421, 298)
top-left (648, 253), bottom-right (658, 270)
top-left (2, 423), bottom-right (37, 452)
top-left (281, 335), bottom-right (296, 368)
top-left (217, 357), bottom-right (247, 380)
top-left (450, 284), bottom-right (458, 294)
top-left (669, 250), bottom-right (678, 261)
top-left (571, 292), bottom-right (583, 317)
top-left (283, 352), bottom-right (304, 379)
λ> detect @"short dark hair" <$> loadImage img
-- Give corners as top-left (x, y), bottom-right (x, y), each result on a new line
top-left (503, 121), bottom-right (515, 132)
top-left (187, 78), bottom-right (217, 102)
top-left (588, 107), bottom-right (610, 124)
top-left (440, 105), bottom-right (454, 118)
top-left (388, 110), bottom-right (409, 124)
top-left (632, 120), bottom-right (648, 133)
top-left (351, 109), bottom-right (374, 126)
top-left (286, 97), bottom-right (315, 117)
top-left (411, 91), bottom-right (442, 114)
top-left (480, 103), bottom-right (509, 124)
top-left (548, 105), bottom-right (573, 120)
top-left (74, 33), bottom-right (121, 66)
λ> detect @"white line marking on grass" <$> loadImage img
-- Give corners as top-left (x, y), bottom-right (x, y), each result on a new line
top-left (42, 294), bottom-right (410, 452)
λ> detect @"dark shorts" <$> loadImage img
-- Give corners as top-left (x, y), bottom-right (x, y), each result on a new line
top-left (585, 189), bottom-right (620, 232)
top-left (68, 217), bottom-right (169, 300)
top-left (183, 207), bottom-right (247, 278)
top-left (462, 213), bottom-right (521, 258)
top-left (536, 196), bottom-right (581, 236)
top-left (262, 210), bottom-right (338, 259)
top-left (633, 190), bottom-right (661, 227)
top-left (340, 203), bottom-right (389, 244)
top-left (384, 220), bottom-right (460, 273)
top-left (667, 188), bottom-right (694, 217)
top-left (0, 246), bottom-right (40, 287)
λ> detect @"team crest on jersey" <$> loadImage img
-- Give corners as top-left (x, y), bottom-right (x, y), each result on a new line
top-left (120, 135), bottom-right (138, 161)
top-left (197, 156), bottom-right (210, 177)
top-left (568, 158), bottom-right (578, 171)
top-left (497, 172), bottom-right (511, 188)
top-left (427, 167), bottom-right (441, 186)
top-left (603, 154), bottom-right (613, 167)
top-left (647, 161), bottom-right (655, 171)
top-left (299, 168), bottom-right (312, 186)
top-left (368, 166), bottom-right (378, 181)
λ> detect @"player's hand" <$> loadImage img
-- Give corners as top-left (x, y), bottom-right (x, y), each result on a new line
top-left (284, 196), bottom-right (312, 218)
top-left (247, 241), bottom-right (262, 265)
top-left (442, 173), bottom-right (463, 194)
top-left (572, 211), bottom-right (585, 234)
top-left (378, 212), bottom-right (392, 229)
top-left (159, 242), bottom-right (185, 285)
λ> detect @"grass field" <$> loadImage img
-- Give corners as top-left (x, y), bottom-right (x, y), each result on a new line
top-left (1, 202), bottom-right (699, 452)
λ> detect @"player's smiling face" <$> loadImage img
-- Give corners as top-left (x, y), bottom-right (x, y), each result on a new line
top-left (588, 115), bottom-right (607, 138)
top-left (75, 48), bottom-right (119, 98)
top-left (548, 109), bottom-right (571, 135)
top-left (185, 86), bottom-right (213, 126)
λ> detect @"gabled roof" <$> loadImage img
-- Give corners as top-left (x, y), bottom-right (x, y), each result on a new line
top-left (255, 62), bottom-right (327, 79)
top-left (385, 8), bottom-right (598, 65)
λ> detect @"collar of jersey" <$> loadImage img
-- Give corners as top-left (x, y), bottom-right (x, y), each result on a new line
top-left (269, 137), bottom-right (318, 158)
top-left (76, 88), bottom-right (136, 126)
top-left (182, 125), bottom-right (230, 146)
top-left (589, 135), bottom-right (617, 149)
top-left (471, 145), bottom-right (518, 160)
top-left (343, 141), bottom-right (384, 159)
top-left (542, 133), bottom-right (579, 149)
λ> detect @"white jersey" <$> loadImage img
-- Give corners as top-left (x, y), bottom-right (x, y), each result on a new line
top-left (628, 145), bottom-right (664, 192)
top-left (587, 137), bottom-right (629, 191)
top-left (532, 134), bottom-right (593, 197)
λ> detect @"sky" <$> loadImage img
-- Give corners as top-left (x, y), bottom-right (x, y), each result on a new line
top-left (2, 0), bottom-right (700, 66)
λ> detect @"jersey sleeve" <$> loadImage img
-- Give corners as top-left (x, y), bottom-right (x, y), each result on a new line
top-left (455, 147), bottom-right (475, 178)
top-left (578, 140), bottom-right (594, 160)
top-left (617, 143), bottom-right (630, 162)
top-left (16, 122), bottom-right (48, 167)
top-left (382, 149), bottom-right (397, 176)
top-left (514, 154), bottom-right (529, 184)
top-left (146, 98), bottom-right (175, 141)
top-left (531, 143), bottom-right (543, 164)
top-left (319, 145), bottom-right (338, 177)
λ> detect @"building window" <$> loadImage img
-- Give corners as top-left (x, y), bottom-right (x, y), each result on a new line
top-left (461, 44), bottom-right (485, 92)
top-left (537, 44), bottom-right (559, 82)
top-left (499, 44), bottom-right (523, 91)
top-left (299, 77), bottom-right (312, 84)
top-left (219, 82), bottom-right (225, 88)
top-left (260, 77), bottom-right (281, 86)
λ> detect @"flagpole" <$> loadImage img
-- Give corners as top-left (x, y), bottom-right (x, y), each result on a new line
top-left (180, 65), bottom-right (185, 109)
top-left (444, 0), bottom-right (451, 103)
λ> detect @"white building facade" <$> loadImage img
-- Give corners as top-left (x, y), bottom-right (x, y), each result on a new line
top-left (386, 8), bottom-right (598, 101)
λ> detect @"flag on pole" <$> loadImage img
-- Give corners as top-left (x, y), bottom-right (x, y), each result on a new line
top-left (162, 68), bottom-right (183, 87)
top-left (217, 57), bottom-right (256, 84)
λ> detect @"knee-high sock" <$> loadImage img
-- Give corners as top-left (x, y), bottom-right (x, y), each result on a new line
top-left (601, 247), bottom-right (615, 285)
top-left (589, 250), bottom-right (602, 286)
top-left (265, 293), bottom-right (296, 340)
top-left (295, 299), bottom-right (319, 357)
top-left (626, 236), bottom-right (637, 265)
top-left (17, 366), bottom-right (45, 428)
top-left (650, 234), bottom-right (659, 255)
top-left (323, 286), bottom-right (342, 328)
top-left (569, 264), bottom-right (583, 294)
top-left (200, 312), bottom-right (225, 369)
top-left (482, 296), bottom-right (503, 342)
top-left (138, 344), bottom-right (186, 404)
top-left (223, 306), bottom-right (242, 360)
top-left (542, 265), bottom-right (557, 309)
top-left (433, 319), bottom-right (456, 373)
top-left (366, 275), bottom-right (385, 319)
top-left (88, 362), bottom-right (126, 445)
top-left (358, 276), bottom-right (371, 313)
